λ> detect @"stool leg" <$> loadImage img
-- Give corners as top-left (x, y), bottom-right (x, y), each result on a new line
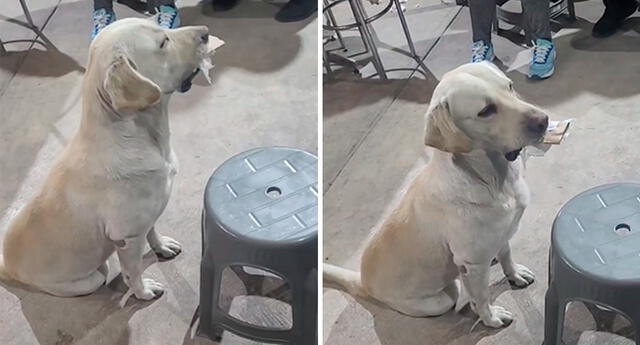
top-left (203, 263), bottom-right (224, 342)
top-left (290, 273), bottom-right (317, 345)
top-left (543, 286), bottom-right (565, 345)
top-left (350, 0), bottom-right (387, 80)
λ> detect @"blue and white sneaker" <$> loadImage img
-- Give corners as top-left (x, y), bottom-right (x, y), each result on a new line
top-left (157, 5), bottom-right (181, 29)
top-left (471, 40), bottom-right (495, 63)
top-left (529, 38), bottom-right (556, 80)
top-left (91, 8), bottom-right (116, 40)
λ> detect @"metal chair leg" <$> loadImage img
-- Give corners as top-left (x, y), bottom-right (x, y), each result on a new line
top-left (324, 0), bottom-right (347, 51)
top-left (350, 0), bottom-right (387, 79)
top-left (567, 0), bottom-right (576, 20)
top-left (19, 0), bottom-right (36, 28)
top-left (323, 48), bottom-right (333, 76)
top-left (393, 0), bottom-right (418, 58)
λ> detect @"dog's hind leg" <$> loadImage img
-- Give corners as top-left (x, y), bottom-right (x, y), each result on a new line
top-left (36, 268), bottom-right (107, 297)
top-left (385, 280), bottom-right (459, 317)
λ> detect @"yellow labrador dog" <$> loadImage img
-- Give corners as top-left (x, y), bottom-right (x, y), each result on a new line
top-left (324, 62), bottom-right (548, 328)
top-left (0, 18), bottom-right (223, 301)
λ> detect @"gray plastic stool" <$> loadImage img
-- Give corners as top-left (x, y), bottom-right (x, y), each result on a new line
top-left (544, 183), bottom-right (640, 345)
top-left (196, 147), bottom-right (318, 345)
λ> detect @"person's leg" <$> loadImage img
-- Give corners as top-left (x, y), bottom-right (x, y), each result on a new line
top-left (92, 0), bottom-right (115, 40)
top-left (469, 0), bottom-right (495, 44)
top-left (468, 0), bottom-right (496, 62)
top-left (94, 0), bottom-right (113, 10)
top-left (156, 0), bottom-right (181, 29)
top-left (522, 0), bottom-right (555, 79)
top-left (522, 0), bottom-right (551, 41)
top-left (593, 0), bottom-right (638, 38)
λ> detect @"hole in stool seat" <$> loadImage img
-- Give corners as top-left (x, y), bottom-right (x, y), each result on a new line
top-left (266, 186), bottom-right (282, 198)
top-left (218, 265), bottom-right (292, 331)
top-left (614, 223), bottom-right (631, 236)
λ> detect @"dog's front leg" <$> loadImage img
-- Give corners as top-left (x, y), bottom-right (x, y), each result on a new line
top-left (459, 262), bottom-right (513, 328)
top-left (147, 227), bottom-right (182, 260)
top-left (497, 243), bottom-right (535, 288)
top-left (116, 236), bottom-right (165, 301)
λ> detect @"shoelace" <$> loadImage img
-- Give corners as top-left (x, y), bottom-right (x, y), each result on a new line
top-left (93, 11), bottom-right (112, 30)
top-left (158, 11), bottom-right (176, 27)
top-left (471, 43), bottom-right (489, 62)
top-left (532, 41), bottom-right (552, 64)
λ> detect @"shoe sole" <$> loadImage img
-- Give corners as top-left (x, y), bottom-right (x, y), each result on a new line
top-left (529, 66), bottom-right (554, 80)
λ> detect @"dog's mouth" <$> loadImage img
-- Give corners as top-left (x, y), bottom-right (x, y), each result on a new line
top-left (505, 148), bottom-right (522, 162)
top-left (178, 68), bottom-right (200, 93)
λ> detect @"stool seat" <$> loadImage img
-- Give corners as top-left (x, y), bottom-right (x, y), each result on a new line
top-left (553, 183), bottom-right (640, 282)
top-left (204, 147), bottom-right (317, 244)
top-left (197, 147), bottom-right (318, 345)
top-left (544, 183), bottom-right (640, 345)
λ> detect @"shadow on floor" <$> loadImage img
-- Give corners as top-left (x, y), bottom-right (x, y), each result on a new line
top-left (568, 17), bottom-right (640, 53)
top-left (0, 16), bottom-right (85, 78)
top-left (323, 68), bottom-right (438, 121)
top-left (0, 274), bottom-right (156, 345)
top-left (180, 1), bottom-right (315, 76)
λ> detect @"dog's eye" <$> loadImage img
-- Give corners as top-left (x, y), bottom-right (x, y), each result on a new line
top-left (478, 104), bottom-right (497, 118)
top-left (508, 83), bottom-right (514, 91)
top-left (160, 36), bottom-right (169, 49)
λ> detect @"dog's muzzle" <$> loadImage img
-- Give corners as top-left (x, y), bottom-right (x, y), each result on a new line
top-left (179, 68), bottom-right (200, 93)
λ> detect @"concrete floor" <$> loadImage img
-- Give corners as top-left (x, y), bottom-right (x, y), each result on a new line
top-left (323, 1), bottom-right (640, 345)
top-left (0, 1), bottom-right (317, 344)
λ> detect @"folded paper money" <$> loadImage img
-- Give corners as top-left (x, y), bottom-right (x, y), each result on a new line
top-left (542, 119), bottom-right (571, 145)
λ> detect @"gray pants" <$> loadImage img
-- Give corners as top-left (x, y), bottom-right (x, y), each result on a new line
top-left (469, 0), bottom-right (552, 43)
top-left (94, 0), bottom-right (175, 10)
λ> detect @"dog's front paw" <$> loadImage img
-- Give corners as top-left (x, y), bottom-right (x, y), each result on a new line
top-left (482, 305), bottom-right (513, 328)
top-left (135, 278), bottom-right (165, 301)
top-left (153, 236), bottom-right (182, 261)
top-left (506, 264), bottom-right (535, 288)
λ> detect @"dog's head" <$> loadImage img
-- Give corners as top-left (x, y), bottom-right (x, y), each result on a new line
top-left (88, 18), bottom-right (224, 112)
top-left (424, 62), bottom-right (549, 161)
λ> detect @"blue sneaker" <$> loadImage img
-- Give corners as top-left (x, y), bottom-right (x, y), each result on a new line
top-left (529, 39), bottom-right (556, 80)
top-left (471, 40), bottom-right (495, 63)
top-left (157, 5), bottom-right (181, 29)
top-left (91, 8), bottom-right (116, 40)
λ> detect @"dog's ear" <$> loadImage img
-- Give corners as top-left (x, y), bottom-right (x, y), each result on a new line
top-left (424, 102), bottom-right (473, 153)
top-left (103, 55), bottom-right (162, 112)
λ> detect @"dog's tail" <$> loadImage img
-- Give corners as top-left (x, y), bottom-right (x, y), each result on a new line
top-left (323, 263), bottom-right (366, 297)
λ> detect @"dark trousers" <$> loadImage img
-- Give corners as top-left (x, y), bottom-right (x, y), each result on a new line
top-left (94, 0), bottom-right (176, 10)
top-left (469, 0), bottom-right (552, 43)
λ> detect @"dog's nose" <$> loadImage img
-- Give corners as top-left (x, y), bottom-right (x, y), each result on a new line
top-left (527, 114), bottom-right (549, 135)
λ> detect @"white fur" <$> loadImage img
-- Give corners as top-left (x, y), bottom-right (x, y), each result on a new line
top-left (0, 18), bottom-right (223, 301)
top-left (324, 62), bottom-right (547, 328)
